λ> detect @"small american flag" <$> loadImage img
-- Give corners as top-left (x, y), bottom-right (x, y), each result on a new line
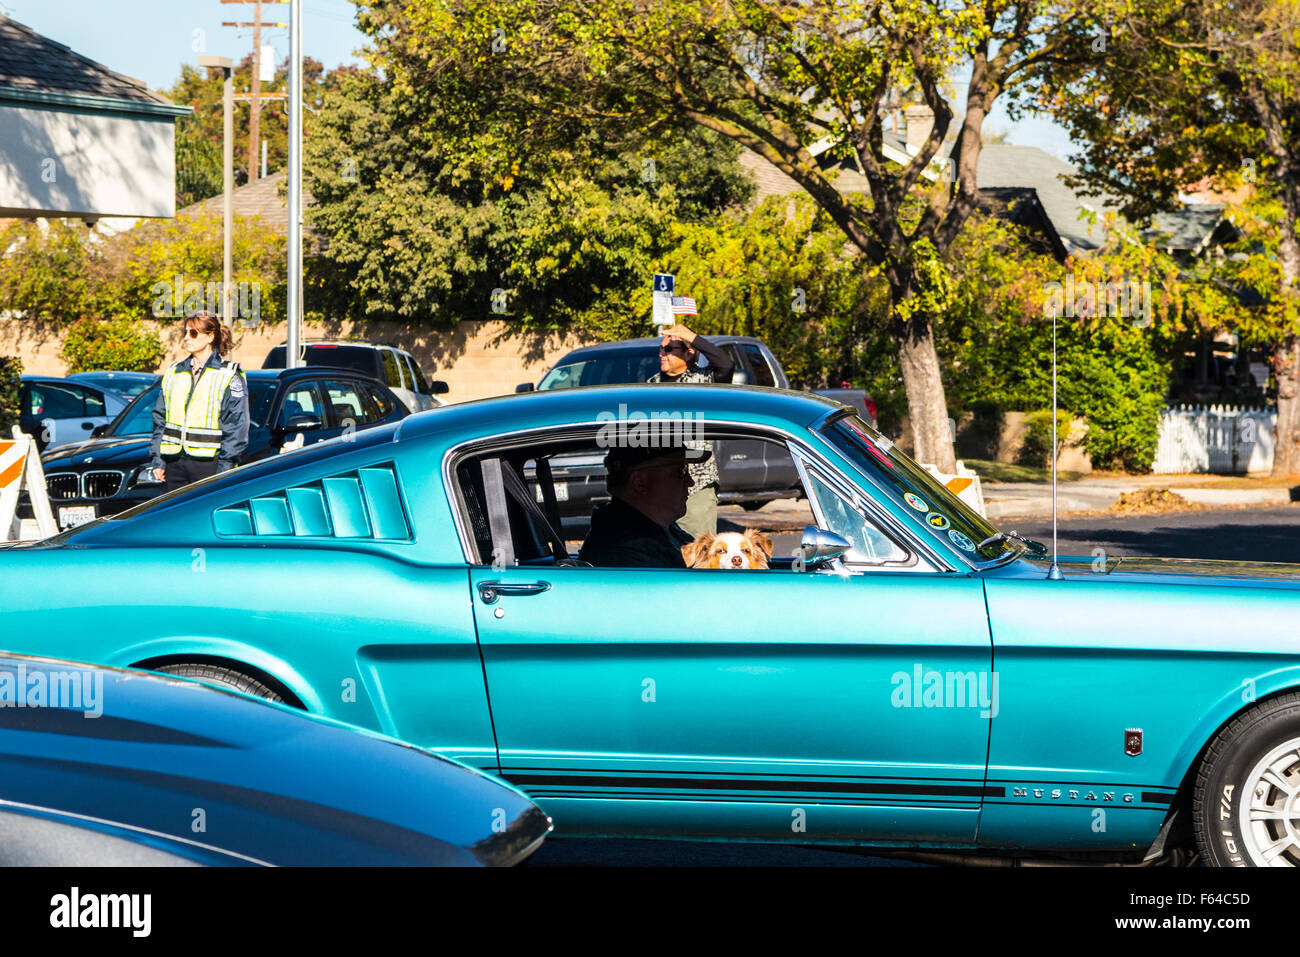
top-left (671, 295), bottom-right (698, 315)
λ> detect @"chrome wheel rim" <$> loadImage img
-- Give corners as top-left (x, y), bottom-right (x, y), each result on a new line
top-left (1238, 736), bottom-right (1300, 867)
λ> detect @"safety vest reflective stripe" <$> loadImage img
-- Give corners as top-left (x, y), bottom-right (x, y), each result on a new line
top-left (159, 363), bottom-right (240, 458)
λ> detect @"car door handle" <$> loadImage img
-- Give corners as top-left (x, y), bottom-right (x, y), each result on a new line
top-left (477, 580), bottom-right (551, 604)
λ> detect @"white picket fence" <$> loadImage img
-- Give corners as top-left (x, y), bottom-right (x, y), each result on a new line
top-left (1152, 404), bottom-right (1275, 474)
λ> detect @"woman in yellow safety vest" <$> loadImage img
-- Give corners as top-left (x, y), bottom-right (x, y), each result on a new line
top-left (148, 312), bottom-right (249, 492)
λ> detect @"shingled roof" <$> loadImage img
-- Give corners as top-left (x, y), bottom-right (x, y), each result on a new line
top-left (179, 170), bottom-right (316, 237)
top-left (0, 15), bottom-right (171, 106)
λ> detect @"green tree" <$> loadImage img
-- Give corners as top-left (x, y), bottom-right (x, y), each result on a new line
top-left (168, 56), bottom-right (350, 206)
top-left (60, 318), bottom-right (165, 373)
top-left (304, 61), bottom-right (752, 331)
top-left (0, 220), bottom-right (108, 324)
top-left (1034, 0), bottom-right (1300, 473)
top-left (0, 357), bottom-right (21, 434)
top-left (387, 0), bottom-right (1088, 470)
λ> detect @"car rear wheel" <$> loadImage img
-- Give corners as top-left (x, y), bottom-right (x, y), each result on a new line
top-left (154, 663), bottom-right (286, 704)
top-left (1193, 691), bottom-right (1300, 866)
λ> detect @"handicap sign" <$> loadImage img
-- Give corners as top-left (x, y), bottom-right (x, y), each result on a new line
top-left (653, 273), bottom-right (675, 294)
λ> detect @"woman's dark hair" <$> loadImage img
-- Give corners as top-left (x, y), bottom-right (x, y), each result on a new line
top-left (185, 312), bottom-right (234, 355)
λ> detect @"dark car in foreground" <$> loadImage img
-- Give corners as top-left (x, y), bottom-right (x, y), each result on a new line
top-left (25, 366), bottom-right (409, 530)
top-left (0, 653), bottom-right (550, 865)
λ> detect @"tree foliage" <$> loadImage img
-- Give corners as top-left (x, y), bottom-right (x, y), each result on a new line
top-left (304, 60), bottom-right (752, 331)
top-left (0, 356), bottom-right (21, 435)
top-left (59, 317), bottom-right (165, 373)
top-left (1034, 0), bottom-right (1300, 471)
top-left (370, 0), bottom-right (1090, 470)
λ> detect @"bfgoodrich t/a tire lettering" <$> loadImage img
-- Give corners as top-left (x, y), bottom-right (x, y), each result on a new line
top-left (1193, 691), bottom-right (1300, 866)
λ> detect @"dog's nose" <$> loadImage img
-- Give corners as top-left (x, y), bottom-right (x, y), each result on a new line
top-left (730, 555), bottom-right (743, 567)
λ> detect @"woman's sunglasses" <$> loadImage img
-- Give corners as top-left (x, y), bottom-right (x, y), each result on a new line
top-left (185, 327), bottom-right (210, 339)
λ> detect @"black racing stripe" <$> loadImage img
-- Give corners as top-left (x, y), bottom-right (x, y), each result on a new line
top-left (1141, 792), bottom-right (1174, 805)
top-left (504, 772), bottom-right (999, 799)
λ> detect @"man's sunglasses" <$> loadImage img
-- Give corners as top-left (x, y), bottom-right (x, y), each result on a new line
top-left (659, 343), bottom-right (689, 356)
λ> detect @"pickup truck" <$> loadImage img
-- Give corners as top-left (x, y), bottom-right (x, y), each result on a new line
top-left (516, 335), bottom-right (875, 530)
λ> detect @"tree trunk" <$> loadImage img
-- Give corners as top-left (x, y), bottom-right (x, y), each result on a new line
top-left (1273, 336), bottom-right (1300, 476)
top-left (896, 318), bottom-right (957, 472)
top-left (1270, 218), bottom-right (1300, 477)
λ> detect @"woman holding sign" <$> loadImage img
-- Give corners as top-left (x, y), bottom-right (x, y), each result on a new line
top-left (647, 320), bottom-right (734, 537)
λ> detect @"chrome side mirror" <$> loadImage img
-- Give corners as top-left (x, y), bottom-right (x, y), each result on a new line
top-left (799, 526), bottom-right (851, 568)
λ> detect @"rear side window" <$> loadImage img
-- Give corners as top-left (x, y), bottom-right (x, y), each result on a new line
top-left (263, 345), bottom-right (378, 378)
top-left (405, 354), bottom-right (431, 394)
top-left (740, 344), bottom-right (776, 387)
top-left (26, 383), bottom-right (85, 418)
top-left (82, 387), bottom-right (106, 417)
top-left (322, 378), bottom-right (373, 425)
top-left (381, 349), bottom-right (404, 389)
top-left (363, 383), bottom-right (396, 418)
top-left (278, 382), bottom-right (324, 425)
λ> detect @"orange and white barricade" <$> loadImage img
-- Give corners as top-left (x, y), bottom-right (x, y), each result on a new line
top-left (0, 427), bottom-right (58, 541)
top-left (921, 460), bottom-right (988, 519)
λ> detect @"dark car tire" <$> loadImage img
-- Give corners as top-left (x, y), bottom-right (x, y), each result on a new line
top-left (1192, 691), bottom-right (1300, 867)
top-left (740, 501), bottom-right (766, 512)
top-left (154, 663), bottom-right (286, 704)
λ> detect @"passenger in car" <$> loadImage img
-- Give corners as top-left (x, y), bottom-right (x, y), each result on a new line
top-left (578, 444), bottom-right (707, 568)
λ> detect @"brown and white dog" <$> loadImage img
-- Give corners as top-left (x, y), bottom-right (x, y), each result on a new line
top-left (682, 530), bottom-right (774, 570)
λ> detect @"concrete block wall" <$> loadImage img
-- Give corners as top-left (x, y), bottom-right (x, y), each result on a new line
top-left (0, 317), bottom-right (596, 404)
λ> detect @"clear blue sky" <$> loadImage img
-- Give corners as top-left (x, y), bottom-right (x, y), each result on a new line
top-left (4, 0), bottom-right (1074, 159)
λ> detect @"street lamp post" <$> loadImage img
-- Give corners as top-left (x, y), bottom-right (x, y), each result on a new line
top-left (197, 55), bottom-right (234, 327)
top-left (287, 0), bottom-right (302, 369)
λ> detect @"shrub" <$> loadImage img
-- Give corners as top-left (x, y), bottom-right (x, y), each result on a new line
top-left (60, 318), bottom-right (165, 373)
top-left (1018, 409), bottom-right (1073, 468)
top-left (0, 356), bottom-right (21, 434)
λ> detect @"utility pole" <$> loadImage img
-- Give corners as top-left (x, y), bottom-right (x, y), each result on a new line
top-left (221, 0), bottom-right (288, 181)
top-left (197, 56), bottom-right (234, 325)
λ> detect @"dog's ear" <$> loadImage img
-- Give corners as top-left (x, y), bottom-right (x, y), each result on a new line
top-left (745, 529), bottom-right (774, 559)
top-left (682, 533), bottom-right (714, 568)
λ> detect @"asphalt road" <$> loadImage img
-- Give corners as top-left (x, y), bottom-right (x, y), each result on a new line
top-left (1009, 504), bottom-right (1300, 563)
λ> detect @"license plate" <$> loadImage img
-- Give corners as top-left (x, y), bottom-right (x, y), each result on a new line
top-left (58, 505), bottom-right (96, 529)
top-left (534, 482), bottom-right (569, 503)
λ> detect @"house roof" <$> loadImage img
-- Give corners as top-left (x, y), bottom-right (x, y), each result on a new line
top-left (1148, 204), bottom-right (1229, 254)
top-left (0, 15), bottom-right (183, 115)
top-left (179, 170), bottom-right (314, 234)
top-left (974, 145), bottom-right (1119, 254)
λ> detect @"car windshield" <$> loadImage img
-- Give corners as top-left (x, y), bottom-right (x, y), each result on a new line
top-left (818, 412), bottom-right (1017, 563)
top-left (106, 386), bottom-right (159, 436)
top-left (74, 374), bottom-right (156, 398)
top-left (105, 381), bottom-right (277, 435)
top-left (537, 352), bottom-right (662, 390)
top-left (264, 345), bottom-right (376, 377)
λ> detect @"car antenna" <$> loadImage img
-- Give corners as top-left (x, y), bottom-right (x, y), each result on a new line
top-left (1048, 302), bottom-right (1063, 581)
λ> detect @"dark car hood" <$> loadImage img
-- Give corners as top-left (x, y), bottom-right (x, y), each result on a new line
top-left (0, 654), bottom-right (550, 865)
top-left (42, 436), bottom-right (150, 469)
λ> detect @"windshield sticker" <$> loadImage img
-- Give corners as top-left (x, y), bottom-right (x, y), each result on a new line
top-left (904, 492), bottom-right (929, 512)
top-left (948, 529), bottom-right (976, 552)
top-left (846, 420), bottom-right (896, 468)
top-left (925, 512), bottom-right (950, 530)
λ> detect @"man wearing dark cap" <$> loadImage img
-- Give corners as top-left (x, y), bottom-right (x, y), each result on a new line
top-left (579, 443), bottom-right (708, 568)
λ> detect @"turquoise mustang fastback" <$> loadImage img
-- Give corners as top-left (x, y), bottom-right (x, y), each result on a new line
top-left (2, 385), bottom-right (1298, 866)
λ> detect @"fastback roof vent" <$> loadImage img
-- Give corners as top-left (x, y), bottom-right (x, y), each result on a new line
top-left (212, 463), bottom-right (410, 540)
